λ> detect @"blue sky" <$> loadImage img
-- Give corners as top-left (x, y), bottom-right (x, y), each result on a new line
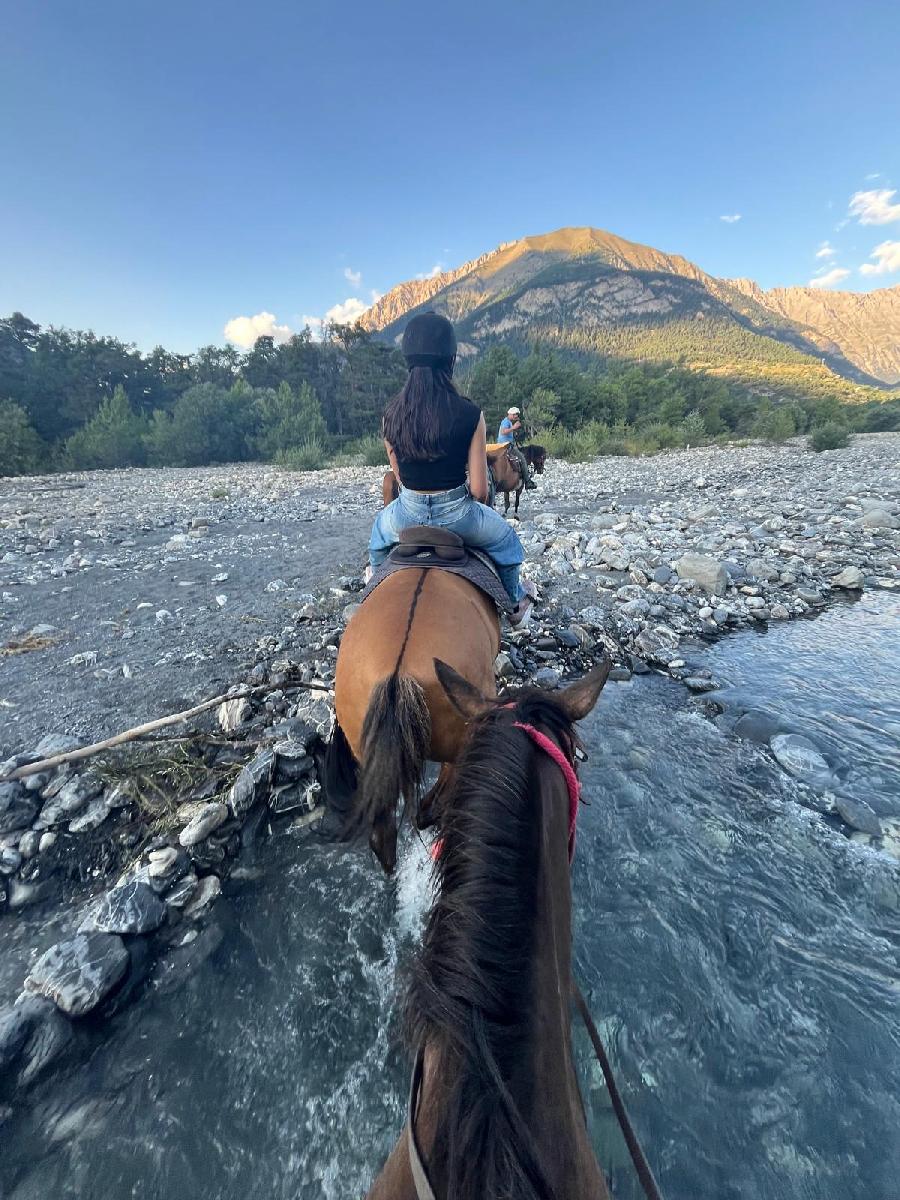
top-left (1, 0), bottom-right (898, 353)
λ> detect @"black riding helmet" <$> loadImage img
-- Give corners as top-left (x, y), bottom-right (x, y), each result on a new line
top-left (401, 311), bottom-right (457, 371)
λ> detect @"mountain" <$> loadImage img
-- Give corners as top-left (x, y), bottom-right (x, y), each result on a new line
top-left (722, 279), bottom-right (900, 385)
top-left (360, 227), bottom-right (899, 391)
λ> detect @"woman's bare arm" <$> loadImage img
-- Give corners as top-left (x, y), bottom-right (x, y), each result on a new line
top-left (467, 416), bottom-right (489, 503)
top-left (384, 439), bottom-right (400, 479)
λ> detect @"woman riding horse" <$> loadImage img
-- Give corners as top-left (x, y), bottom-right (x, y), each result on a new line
top-left (368, 312), bottom-right (531, 621)
top-left (328, 313), bottom-right (531, 870)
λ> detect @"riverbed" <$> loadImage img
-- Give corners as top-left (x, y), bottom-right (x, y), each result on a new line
top-left (2, 592), bottom-right (898, 1200)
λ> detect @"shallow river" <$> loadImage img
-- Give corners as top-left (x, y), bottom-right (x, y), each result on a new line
top-left (2, 593), bottom-right (899, 1200)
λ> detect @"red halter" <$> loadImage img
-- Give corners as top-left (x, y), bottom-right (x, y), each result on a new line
top-left (430, 718), bottom-right (582, 865)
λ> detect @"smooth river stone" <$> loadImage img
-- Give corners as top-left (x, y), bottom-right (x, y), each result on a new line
top-left (85, 880), bottom-right (168, 935)
top-left (25, 933), bottom-right (129, 1015)
top-left (769, 733), bottom-right (833, 787)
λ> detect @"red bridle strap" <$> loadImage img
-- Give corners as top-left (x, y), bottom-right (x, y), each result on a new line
top-left (512, 721), bottom-right (581, 863)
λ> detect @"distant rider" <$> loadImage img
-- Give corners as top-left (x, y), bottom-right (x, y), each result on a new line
top-left (497, 406), bottom-right (537, 489)
top-left (368, 312), bottom-right (533, 625)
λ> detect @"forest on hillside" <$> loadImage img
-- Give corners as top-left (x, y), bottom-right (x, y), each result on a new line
top-left (1, 311), bottom-right (897, 478)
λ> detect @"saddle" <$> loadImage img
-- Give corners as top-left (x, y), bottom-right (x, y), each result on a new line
top-left (361, 526), bottom-right (513, 614)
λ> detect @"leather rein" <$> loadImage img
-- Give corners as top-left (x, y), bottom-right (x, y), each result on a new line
top-left (406, 717), bottom-right (665, 1200)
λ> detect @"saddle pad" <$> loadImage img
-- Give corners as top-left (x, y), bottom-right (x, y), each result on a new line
top-left (485, 442), bottom-right (511, 455)
top-left (360, 546), bottom-right (513, 614)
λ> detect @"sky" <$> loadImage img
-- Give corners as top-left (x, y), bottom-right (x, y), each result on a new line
top-left (1, 0), bottom-right (898, 353)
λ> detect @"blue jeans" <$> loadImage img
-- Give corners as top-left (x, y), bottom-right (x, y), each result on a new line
top-left (369, 483), bottom-right (525, 603)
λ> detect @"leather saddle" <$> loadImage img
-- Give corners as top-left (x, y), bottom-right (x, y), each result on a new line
top-left (391, 526), bottom-right (467, 562)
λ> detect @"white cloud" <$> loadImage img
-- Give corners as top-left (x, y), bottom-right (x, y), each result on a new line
top-left (848, 188), bottom-right (900, 226)
top-left (865, 172), bottom-right (882, 181)
top-left (416, 262), bottom-right (446, 280)
top-left (808, 267), bottom-right (851, 289)
top-left (369, 289), bottom-right (383, 303)
top-left (343, 266), bottom-right (362, 288)
top-left (223, 311), bottom-right (291, 348)
top-left (300, 315), bottom-right (323, 331)
top-left (815, 241), bottom-right (836, 259)
top-left (860, 239), bottom-right (900, 276)
top-left (719, 213), bottom-right (742, 224)
top-left (325, 297), bottom-right (367, 325)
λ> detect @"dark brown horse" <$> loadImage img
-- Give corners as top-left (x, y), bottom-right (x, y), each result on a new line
top-left (364, 659), bottom-right (612, 1200)
top-left (523, 443), bottom-right (546, 474)
top-left (325, 568), bottom-right (500, 872)
top-left (486, 445), bottom-right (526, 518)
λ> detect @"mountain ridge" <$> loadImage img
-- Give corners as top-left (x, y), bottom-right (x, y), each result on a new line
top-left (360, 227), bottom-right (900, 386)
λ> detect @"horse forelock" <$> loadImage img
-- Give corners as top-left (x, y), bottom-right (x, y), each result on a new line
top-left (405, 689), bottom-right (578, 1200)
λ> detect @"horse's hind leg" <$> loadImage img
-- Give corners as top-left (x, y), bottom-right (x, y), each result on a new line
top-left (514, 486), bottom-right (522, 517)
top-left (416, 763), bottom-right (453, 830)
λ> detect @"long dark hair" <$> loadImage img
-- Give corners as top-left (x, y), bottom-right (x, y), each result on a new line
top-left (382, 361), bottom-right (460, 461)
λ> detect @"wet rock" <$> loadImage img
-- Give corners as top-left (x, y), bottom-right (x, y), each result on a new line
top-left (769, 733), bottom-right (833, 787)
top-left (84, 880), bottom-right (168, 935)
top-left (834, 796), bottom-right (883, 837)
top-left (8, 878), bottom-right (54, 909)
top-left (68, 795), bottom-right (112, 833)
top-left (0, 847), bottom-right (23, 873)
top-left (733, 710), bottom-right (783, 744)
top-left (24, 932), bottom-right (129, 1015)
top-left (15, 997), bottom-right (73, 1086)
top-left (164, 872), bottom-right (199, 909)
top-left (674, 553), bottom-right (728, 596)
top-left (609, 666), bottom-right (632, 682)
top-left (228, 748), bottom-right (275, 818)
top-left (18, 829), bottom-right (41, 859)
top-left (273, 741), bottom-right (314, 782)
top-left (179, 802), bottom-right (228, 847)
top-left (0, 782), bottom-right (38, 834)
top-left (684, 676), bottom-right (720, 693)
top-left (183, 874), bottom-right (221, 919)
top-left (832, 566), bottom-right (865, 590)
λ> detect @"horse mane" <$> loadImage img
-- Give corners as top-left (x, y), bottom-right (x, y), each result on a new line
top-left (404, 689), bottom-right (578, 1200)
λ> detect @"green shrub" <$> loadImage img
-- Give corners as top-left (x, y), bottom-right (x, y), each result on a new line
top-left (349, 434), bottom-right (388, 466)
top-left (598, 439), bottom-right (631, 457)
top-left (0, 399), bottom-right (46, 476)
top-left (753, 404), bottom-right (796, 443)
top-left (809, 422), bottom-right (850, 452)
top-left (65, 386), bottom-right (147, 469)
top-left (277, 438), bottom-right (330, 471)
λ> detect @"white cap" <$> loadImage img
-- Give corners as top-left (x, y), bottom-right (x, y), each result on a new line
top-left (508, 406), bottom-right (520, 415)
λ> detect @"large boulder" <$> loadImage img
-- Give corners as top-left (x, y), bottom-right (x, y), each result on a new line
top-left (674, 554), bottom-right (728, 596)
top-left (83, 880), bottom-right (168, 935)
top-left (832, 566), bottom-right (865, 590)
top-left (24, 933), bottom-right (129, 1015)
top-left (770, 733), bottom-right (833, 787)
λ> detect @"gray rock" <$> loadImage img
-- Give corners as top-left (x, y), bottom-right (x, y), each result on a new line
top-left (0, 782), bottom-right (38, 834)
top-left (179, 802), bottom-right (228, 847)
top-left (0, 997), bottom-right (54, 1071)
top-left (38, 831), bottom-right (57, 853)
top-left (832, 566), bottom-right (865, 590)
top-left (32, 733), bottom-right (84, 759)
top-left (68, 795), bottom-right (112, 833)
top-left (56, 771), bottom-right (104, 815)
top-left (85, 880), bottom-right (168, 935)
top-left (228, 748), bottom-right (275, 818)
top-left (578, 606), bottom-right (608, 629)
top-left (857, 508), bottom-right (898, 529)
top-left (651, 565), bottom-right (673, 585)
top-left (273, 741), bottom-right (314, 782)
top-left (684, 677), bottom-right (720, 693)
top-left (23, 771), bottom-right (51, 793)
top-left (834, 796), bottom-right (883, 837)
top-left (746, 557), bottom-right (780, 582)
top-left (148, 847), bottom-right (179, 879)
top-left (733, 710), bottom-right (783, 744)
top-left (770, 733), bottom-right (833, 787)
top-left (796, 587), bottom-right (823, 605)
top-left (11, 996), bottom-right (73, 1085)
top-left (217, 696), bottom-right (251, 733)
top-left (494, 651), bottom-right (516, 681)
top-left (183, 874), bottom-right (222, 919)
top-left (18, 829), bottom-right (41, 859)
top-left (534, 667), bottom-right (561, 689)
top-left (24, 933), bottom-right (129, 1015)
top-left (674, 553), bottom-right (728, 596)
top-left (0, 847), bottom-right (23, 873)
top-left (609, 666), bottom-right (632, 682)
top-left (164, 872), bottom-right (199, 909)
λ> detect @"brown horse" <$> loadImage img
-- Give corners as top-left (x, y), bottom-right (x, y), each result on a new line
top-left (325, 568), bottom-right (500, 872)
top-left (364, 659), bottom-right (613, 1200)
top-left (486, 445), bottom-right (526, 518)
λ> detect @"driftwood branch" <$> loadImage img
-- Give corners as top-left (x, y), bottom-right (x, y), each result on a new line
top-left (0, 679), bottom-right (333, 783)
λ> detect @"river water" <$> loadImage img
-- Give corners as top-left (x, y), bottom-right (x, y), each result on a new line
top-left (2, 593), bottom-right (898, 1200)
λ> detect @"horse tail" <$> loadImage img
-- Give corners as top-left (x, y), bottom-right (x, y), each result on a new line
top-left (360, 670), bottom-right (431, 819)
top-left (355, 671), bottom-right (430, 869)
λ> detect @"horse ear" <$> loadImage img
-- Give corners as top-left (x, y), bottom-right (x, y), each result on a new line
top-left (557, 659), bottom-right (611, 721)
top-left (434, 659), bottom-right (489, 721)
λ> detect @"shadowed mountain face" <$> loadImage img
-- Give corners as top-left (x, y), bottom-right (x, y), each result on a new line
top-left (360, 227), bottom-right (899, 387)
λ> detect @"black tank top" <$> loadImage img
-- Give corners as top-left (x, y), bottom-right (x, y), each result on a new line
top-left (393, 394), bottom-right (482, 491)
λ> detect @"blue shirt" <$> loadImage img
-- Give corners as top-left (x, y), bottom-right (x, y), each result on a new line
top-left (497, 417), bottom-right (515, 444)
